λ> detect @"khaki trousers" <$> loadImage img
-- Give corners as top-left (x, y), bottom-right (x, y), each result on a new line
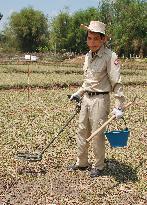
top-left (76, 93), bottom-right (110, 170)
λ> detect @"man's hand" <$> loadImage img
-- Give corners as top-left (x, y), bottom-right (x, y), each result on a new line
top-left (112, 107), bottom-right (123, 119)
top-left (70, 93), bottom-right (81, 102)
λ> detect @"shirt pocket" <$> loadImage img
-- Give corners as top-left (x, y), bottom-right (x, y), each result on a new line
top-left (91, 61), bottom-right (106, 80)
top-left (91, 59), bottom-right (105, 72)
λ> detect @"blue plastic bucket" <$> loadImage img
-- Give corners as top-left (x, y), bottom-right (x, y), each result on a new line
top-left (105, 128), bottom-right (130, 147)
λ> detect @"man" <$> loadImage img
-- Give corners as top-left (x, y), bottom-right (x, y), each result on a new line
top-left (68, 21), bottom-right (125, 178)
top-left (0, 13), bottom-right (3, 21)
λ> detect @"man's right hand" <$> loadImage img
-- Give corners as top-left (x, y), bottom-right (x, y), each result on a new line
top-left (70, 93), bottom-right (81, 102)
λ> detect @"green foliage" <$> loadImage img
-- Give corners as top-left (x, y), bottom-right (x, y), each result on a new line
top-left (1, 1), bottom-right (147, 56)
top-left (7, 7), bottom-right (49, 52)
top-left (49, 10), bottom-right (71, 52)
top-left (98, 0), bottom-right (113, 24)
top-left (1, 26), bottom-right (19, 53)
top-left (0, 61), bottom-right (146, 90)
top-left (49, 0), bottom-right (146, 56)
top-left (109, 0), bottom-right (147, 57)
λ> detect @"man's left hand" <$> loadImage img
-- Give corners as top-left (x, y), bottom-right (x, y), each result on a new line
top-left (112, 107), bottom-right (123, 119)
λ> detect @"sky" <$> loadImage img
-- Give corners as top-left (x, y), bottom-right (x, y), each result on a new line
top-left (0, 0), bottom-right (99, 30)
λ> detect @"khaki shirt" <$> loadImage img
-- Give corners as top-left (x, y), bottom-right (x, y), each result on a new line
top-left (76, 45), bottom-right (125, 107)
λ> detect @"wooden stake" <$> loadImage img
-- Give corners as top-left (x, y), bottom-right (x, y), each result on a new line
top-left (27, 63), bottom-right (30, 101)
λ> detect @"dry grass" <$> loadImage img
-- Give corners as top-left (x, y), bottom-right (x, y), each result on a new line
top-left (0, 60), bottom-right (146, 205)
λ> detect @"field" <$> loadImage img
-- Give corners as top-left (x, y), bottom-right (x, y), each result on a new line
top-left (0, 59), bottom-right (146, 205)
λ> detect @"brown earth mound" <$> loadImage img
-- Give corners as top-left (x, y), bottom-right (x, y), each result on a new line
top-left (64, 55), bottom-right (85, 65)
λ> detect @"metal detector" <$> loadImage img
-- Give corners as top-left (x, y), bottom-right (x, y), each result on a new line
top-left (16, 95), bottom-right (81, 162)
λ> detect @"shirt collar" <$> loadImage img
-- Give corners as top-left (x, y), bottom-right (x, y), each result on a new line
top-left (90, 45), bottom-right (105, 58)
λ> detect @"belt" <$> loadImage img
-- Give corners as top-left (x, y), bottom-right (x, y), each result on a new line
top-left (86, 91), bottom-right (109, 96)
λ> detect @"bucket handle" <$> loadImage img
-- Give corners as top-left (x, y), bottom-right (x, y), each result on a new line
top-left (106, 117), bottom-right (128, 132)
top-left (86, 97), bottom-right (136, 143)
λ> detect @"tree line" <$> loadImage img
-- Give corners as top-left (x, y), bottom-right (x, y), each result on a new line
top-left (0, 0), bottom-right (146, 57)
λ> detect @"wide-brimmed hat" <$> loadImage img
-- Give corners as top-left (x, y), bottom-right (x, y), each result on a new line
top-left (80, 21), bottom-right (106, 35)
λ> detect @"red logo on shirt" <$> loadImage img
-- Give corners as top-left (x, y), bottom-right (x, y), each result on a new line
top-left (114, 59), bottom-right (119, 65)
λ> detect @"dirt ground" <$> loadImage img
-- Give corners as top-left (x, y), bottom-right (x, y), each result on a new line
top-left (0, 59), bottom-right (146, 205)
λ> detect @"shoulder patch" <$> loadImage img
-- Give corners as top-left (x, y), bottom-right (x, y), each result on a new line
top-left (114, 58), bottom-right (119, 65)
